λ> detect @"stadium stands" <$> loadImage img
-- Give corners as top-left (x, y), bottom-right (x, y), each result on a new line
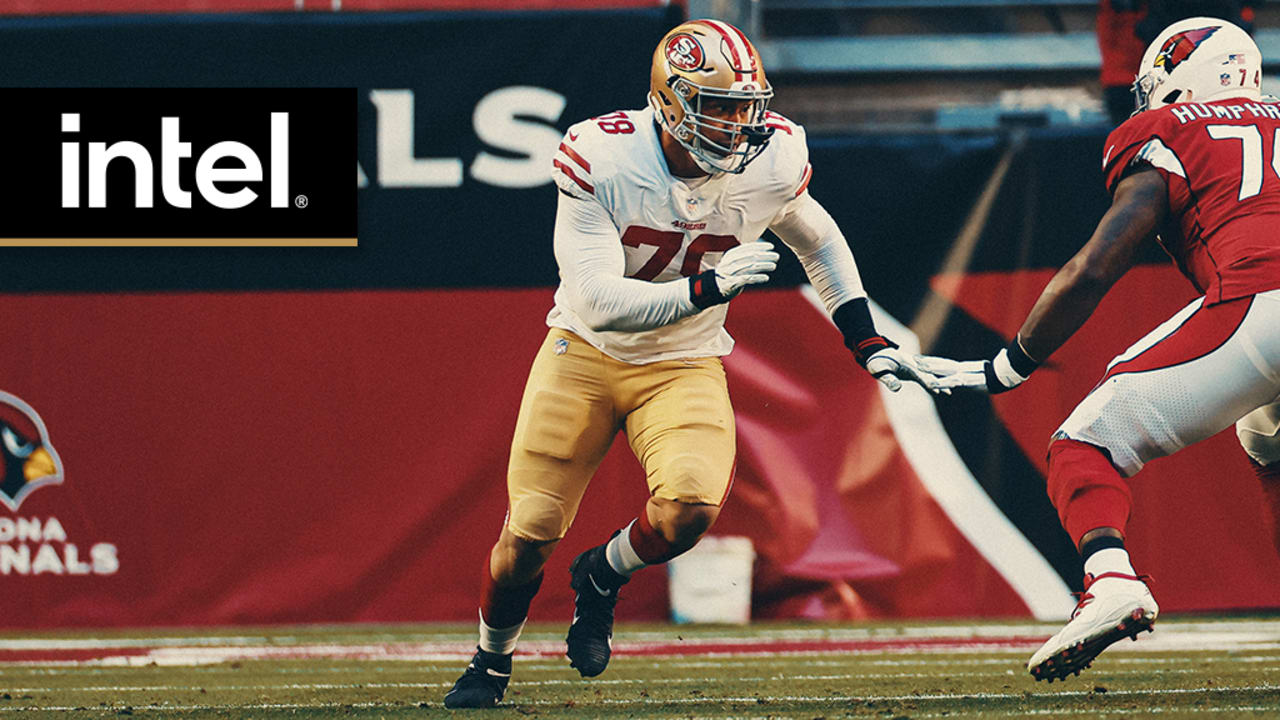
top-left (684, 0), bottom-right (1280, 129)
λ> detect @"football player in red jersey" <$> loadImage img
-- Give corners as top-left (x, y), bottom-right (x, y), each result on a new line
top-left (922, 16), bottom-right (1280, 681)
top-left (442, 19), bottom-right (945, 709)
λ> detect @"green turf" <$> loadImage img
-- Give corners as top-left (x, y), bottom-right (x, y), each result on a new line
top-left (2, 619), bottom-right (1279, 719)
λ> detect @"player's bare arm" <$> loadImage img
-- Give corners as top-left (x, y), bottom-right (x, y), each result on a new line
top-left (1017, 168), bottom-right (1169, 361)
top-left (918, 168), bottom-right (1167, 394)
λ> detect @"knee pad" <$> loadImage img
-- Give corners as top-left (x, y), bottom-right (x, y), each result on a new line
top-left (507, 494), bottom-right (569, 543)
top-left (1237, 405), bottom-right (1280, 466)
top-left (653, 454), bottom-right (717, 503)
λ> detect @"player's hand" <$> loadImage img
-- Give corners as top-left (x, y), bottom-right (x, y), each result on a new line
top-left (715, 241), bottom-right (779, 297)
top-left (915, 347), bottom-right (1033, 394)
top-left (913, 355), bottom-right (989, 392)
top-left (689, 241), bottom-right (779, 308)
top-left (865, 347), bottom-right (950, 395)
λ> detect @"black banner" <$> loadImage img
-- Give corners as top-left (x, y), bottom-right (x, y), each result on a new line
top-left (0, 9), bottom-right (680, 288)
top-left (2, 88), bottom-right (355, 244)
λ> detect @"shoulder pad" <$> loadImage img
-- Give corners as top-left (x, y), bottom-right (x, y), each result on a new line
top-left (758, 111), bottom-right (812, 198)
top-left (1101, 108), bottom-right (1179, 194)
top-left (551, 119), bottom-right (602, 200)
top-left (551, 110), bottom-right (649, 201)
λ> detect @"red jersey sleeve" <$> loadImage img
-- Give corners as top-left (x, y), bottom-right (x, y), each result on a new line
top-left (1101, 110), bottom-right (1183, 195)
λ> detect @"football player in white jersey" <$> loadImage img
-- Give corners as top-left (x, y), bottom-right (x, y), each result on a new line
top-left (444, 18), bottom-right (944, 708)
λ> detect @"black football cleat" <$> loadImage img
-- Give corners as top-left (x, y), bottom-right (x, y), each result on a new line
top-left (443, 647), bottom-right (512, 708)
top-left (566, 543), bottom-right (628, 677)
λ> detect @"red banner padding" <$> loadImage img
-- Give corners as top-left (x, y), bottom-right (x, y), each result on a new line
top-left (0, 289), bottom-right (1029, 628)
top-left (933, 264), bottom-right (1280, 613)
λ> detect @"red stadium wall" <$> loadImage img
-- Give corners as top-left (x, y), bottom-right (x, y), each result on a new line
top-left (4, 276), bottom-right (1277, 629)
top-left (1, 288), bottom-right (1027, 629)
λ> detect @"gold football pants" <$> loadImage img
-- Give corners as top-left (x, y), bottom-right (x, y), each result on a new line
top-left (505, 328), bottom-right (736, 542)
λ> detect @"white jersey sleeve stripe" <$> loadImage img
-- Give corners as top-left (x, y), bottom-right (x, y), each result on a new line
top-left (1134, 138), bottom-right (1187, 178)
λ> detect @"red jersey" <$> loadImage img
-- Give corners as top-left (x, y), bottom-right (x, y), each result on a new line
top-left (1103, 98), bottom-right (1280, 304)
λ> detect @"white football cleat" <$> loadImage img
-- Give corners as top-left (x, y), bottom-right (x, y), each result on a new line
top-left (1028, 571), bottom-right (1158, 682)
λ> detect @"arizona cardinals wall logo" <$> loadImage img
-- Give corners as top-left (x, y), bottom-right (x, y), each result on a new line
top-left (0, 391), bottom-right (63, 512)
top-left (1155, 26), bottom-right (1220, 73)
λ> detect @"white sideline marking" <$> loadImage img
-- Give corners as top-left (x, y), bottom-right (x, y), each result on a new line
top-left (4, 619), bottom-right (1280, 667)
top-left (2, 685), bottom-right (1278, 714)
top-left (3, 618), bottom-right (1272, 650)
top-left (512, 684), bottom-right (1280, 706)
top-left (23, 653), bottom-right (1280, 676)
top-left (10, 666), bottom-right (1280, 694)
top-left (0, 623), bottom-right (1066, 648)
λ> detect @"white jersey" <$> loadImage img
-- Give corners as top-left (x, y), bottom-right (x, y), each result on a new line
top-left (547, 107), bottom-right (818, 364)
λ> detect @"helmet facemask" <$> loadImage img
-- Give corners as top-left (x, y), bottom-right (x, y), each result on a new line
top-left (666, 77), bottom-right (774, 174)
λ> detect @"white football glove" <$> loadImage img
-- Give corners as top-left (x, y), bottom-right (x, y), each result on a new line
top-left (866, 347), bottom-right (950, 395)
top-left (714, 241), bottom-right (779, 298)
top-left (689, 241), bottom-right (779, 309)
top-left (915, 348), bottom-right (1032, 394)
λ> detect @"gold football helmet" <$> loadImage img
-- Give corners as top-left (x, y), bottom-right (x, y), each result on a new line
top-left (649, 19), bottom-right (774, 174)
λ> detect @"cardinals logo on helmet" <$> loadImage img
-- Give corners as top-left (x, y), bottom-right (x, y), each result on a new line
top-left (0, 391), bottom-right (62, 512)
top-left (1155, 26), bottom-right (1220, 73)
top-left (665, 34), bottom-right (705, 72)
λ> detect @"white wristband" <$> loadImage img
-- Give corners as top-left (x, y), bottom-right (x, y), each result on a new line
top-left (992, 348), bottom-right (1030, 389)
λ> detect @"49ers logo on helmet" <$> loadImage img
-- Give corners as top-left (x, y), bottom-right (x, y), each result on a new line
top-left (666, 34), bottom-right (705, 71)
top-left (1156, 26), bottom-right (1220, 73)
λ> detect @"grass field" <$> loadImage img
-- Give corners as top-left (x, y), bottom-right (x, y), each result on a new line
top-left (2, 618), bottom-right (1279, 718)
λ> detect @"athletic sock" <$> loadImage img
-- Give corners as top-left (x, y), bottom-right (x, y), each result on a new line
top-left (1083, 547), bottom-right (1137, 580)
top-left (1079, 534), bottom-right (1126, 560)
top-left (476, 566), bottom-right (542, 654)
top-left (605, 520), bottom-right (646, 577)
top-left (623, 508), bottom-right (680, 565)
top-left (478, 613), bottom-right (525, 656)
